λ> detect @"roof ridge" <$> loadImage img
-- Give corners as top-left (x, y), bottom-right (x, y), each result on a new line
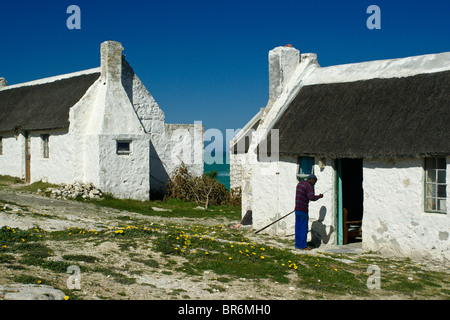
top-left (0, 67), bottom-right (100, 92)
top-left (304, 51), bottom-right (450, 86)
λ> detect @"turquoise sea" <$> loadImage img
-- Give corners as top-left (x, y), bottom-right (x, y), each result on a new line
top-left (204, 152), bottom-right (230, 189)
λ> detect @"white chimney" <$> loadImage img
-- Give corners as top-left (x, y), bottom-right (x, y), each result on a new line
top-left (268, 45), bottom-right (300, 102)
top-left (0, 77), bottom-right (7, 89)
top-left (100, 41), bottom-right (124, 83)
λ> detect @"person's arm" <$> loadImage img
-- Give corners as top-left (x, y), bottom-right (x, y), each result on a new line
top-left (306, 184), bottom-right (323, 201)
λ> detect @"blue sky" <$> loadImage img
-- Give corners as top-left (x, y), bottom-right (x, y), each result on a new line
top-left (1, 0), bottom-right (449, 145)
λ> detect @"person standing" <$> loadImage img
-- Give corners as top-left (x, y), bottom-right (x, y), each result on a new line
top-left (295, 174), bottom-right (323, 250)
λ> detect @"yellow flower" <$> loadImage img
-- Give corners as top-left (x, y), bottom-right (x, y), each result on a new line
top-left (37, 280), bottom-right (41, 284)
top-left (260, 256), bottom-right (264, 259)
top-left (205, 252), bottom-right (209, 255)
top-left (64, 296), bottom-right (69, 300)
top-left (228, 257), bottom-right (232, 260)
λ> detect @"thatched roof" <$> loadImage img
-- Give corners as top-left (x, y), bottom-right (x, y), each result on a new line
top-left (0, 72), bottom-right (100, 133)
top-left (261, 70), bottom-right (450, 159)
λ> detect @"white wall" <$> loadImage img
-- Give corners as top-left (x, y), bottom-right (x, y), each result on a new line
top-left (0, 133), bottom-right (23, 179)
top-left (98, 134), bottom-right (150, 200)
top-left (363, 158), bottom-right (449, 263)
top-left (29, 130), bottom-right (75, 184)
top-left (0, 134), bottom-right (20, 178)
top-left (163, 123), bottom-right (204, 177)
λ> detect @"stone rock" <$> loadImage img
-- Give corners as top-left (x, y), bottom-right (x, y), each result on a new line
top-left (0, 284), bottom-right (66, 300)
top-left (151, 207), bottom-right (172, 212)
top-left (45, 182), bottom-right (103, 200)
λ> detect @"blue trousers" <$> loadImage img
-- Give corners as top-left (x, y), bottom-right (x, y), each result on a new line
top-left (295, 210), bottom-right (309, 249)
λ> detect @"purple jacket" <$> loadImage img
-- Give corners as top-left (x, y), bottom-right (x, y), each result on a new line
top-left (295, 181), bottom-right (320, 212)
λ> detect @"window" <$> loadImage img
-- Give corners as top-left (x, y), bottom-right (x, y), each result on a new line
top-left (0, 137), bottom-right (2, 155)
top-left (298, 156), bottom-right (314, 179)
top-left (117, 140), bottom-right (131, 155)
top-left (425, 157), bottom-right (447, 213)
top-left (41, 134), bottom-right (49, 158)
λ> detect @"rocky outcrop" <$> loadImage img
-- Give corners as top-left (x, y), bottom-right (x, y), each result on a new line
top-left (45, 182), bottom-right (103, 200)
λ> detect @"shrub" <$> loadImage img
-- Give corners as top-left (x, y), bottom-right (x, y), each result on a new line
top-left (164, 162), bottom-right (241, 209)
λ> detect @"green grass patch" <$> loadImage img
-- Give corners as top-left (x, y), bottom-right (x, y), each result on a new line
top-left (0, 175), bottom-right (24, 186)
top-left (14, 181), bottom-right (59, 193)
top-left (79, 194), bottom-right (240, 220)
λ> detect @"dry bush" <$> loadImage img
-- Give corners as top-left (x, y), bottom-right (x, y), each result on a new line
top-left (164, 162), bottom-right (241, 209)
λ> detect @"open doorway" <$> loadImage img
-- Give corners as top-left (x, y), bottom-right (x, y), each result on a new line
top-left (337, 158), bottom-right (363, 245)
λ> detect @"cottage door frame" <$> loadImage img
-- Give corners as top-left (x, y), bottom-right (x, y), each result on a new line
top-left (336, 158), bottom-right (364, 246)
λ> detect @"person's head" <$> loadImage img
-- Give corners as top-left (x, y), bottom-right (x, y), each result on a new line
top-left (306, 174), bottom-right (318, 186)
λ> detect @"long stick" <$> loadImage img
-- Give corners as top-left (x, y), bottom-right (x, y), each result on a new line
top-left (254, 188), bottom-right (332, 234)
top-left (254, 210), bottom-right (295, 234)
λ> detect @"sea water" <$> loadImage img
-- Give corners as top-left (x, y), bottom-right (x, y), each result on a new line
top-left (203, 152), bottom-right (230, 189)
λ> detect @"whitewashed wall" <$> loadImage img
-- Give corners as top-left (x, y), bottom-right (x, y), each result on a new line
top-left (29, 130), bottom-right (75, 184)
top-left (0, 133), bottom-right (23, 179)
top-left (363, 158), bottom-right (449, 263)
top-left (98, 134), bottom-right (150, 200)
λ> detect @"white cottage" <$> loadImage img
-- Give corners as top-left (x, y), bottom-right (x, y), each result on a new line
top-left (0, 41), bottom-right (203, 200)
top-left (231, 45), bottom-right (450, 263)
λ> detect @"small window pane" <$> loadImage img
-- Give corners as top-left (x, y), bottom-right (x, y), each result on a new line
top-left (426, 158), bottom-right (436, 170)
top-left (438, 199), bottom-right (446, 211)
top-left (426, 184), bottom-right (436, 198)
top-left (438, 170), bottom-right (446, 184)
top-left (426, 198), bottom-right (436, 211)
top-left (438, 185), bottom-right (446, 198)
top-left (437, 158), bottom-right (446, 169)
top-left (299, 157), bottom-right (314, 175)
top-left (117, 141), bottom-right (131, 154)
top-left (427, 170), bottom-right (436, 183)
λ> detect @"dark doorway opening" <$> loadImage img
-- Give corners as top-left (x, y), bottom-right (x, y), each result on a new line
top-left (340, 158), bottom-right (364, 244)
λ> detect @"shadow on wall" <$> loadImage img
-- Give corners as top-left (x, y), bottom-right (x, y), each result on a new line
top-left (149, 140), bottom-right (169, 200)
top-left (310, 206), bottom-right (334, 248)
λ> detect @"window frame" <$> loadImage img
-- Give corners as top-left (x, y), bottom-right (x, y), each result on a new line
top-left (41, 134), bottom-right (49, 159)
top-left (424, 157), bottom-right (447, 214)
top-left (116, 140), bottom-right (132, 155)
